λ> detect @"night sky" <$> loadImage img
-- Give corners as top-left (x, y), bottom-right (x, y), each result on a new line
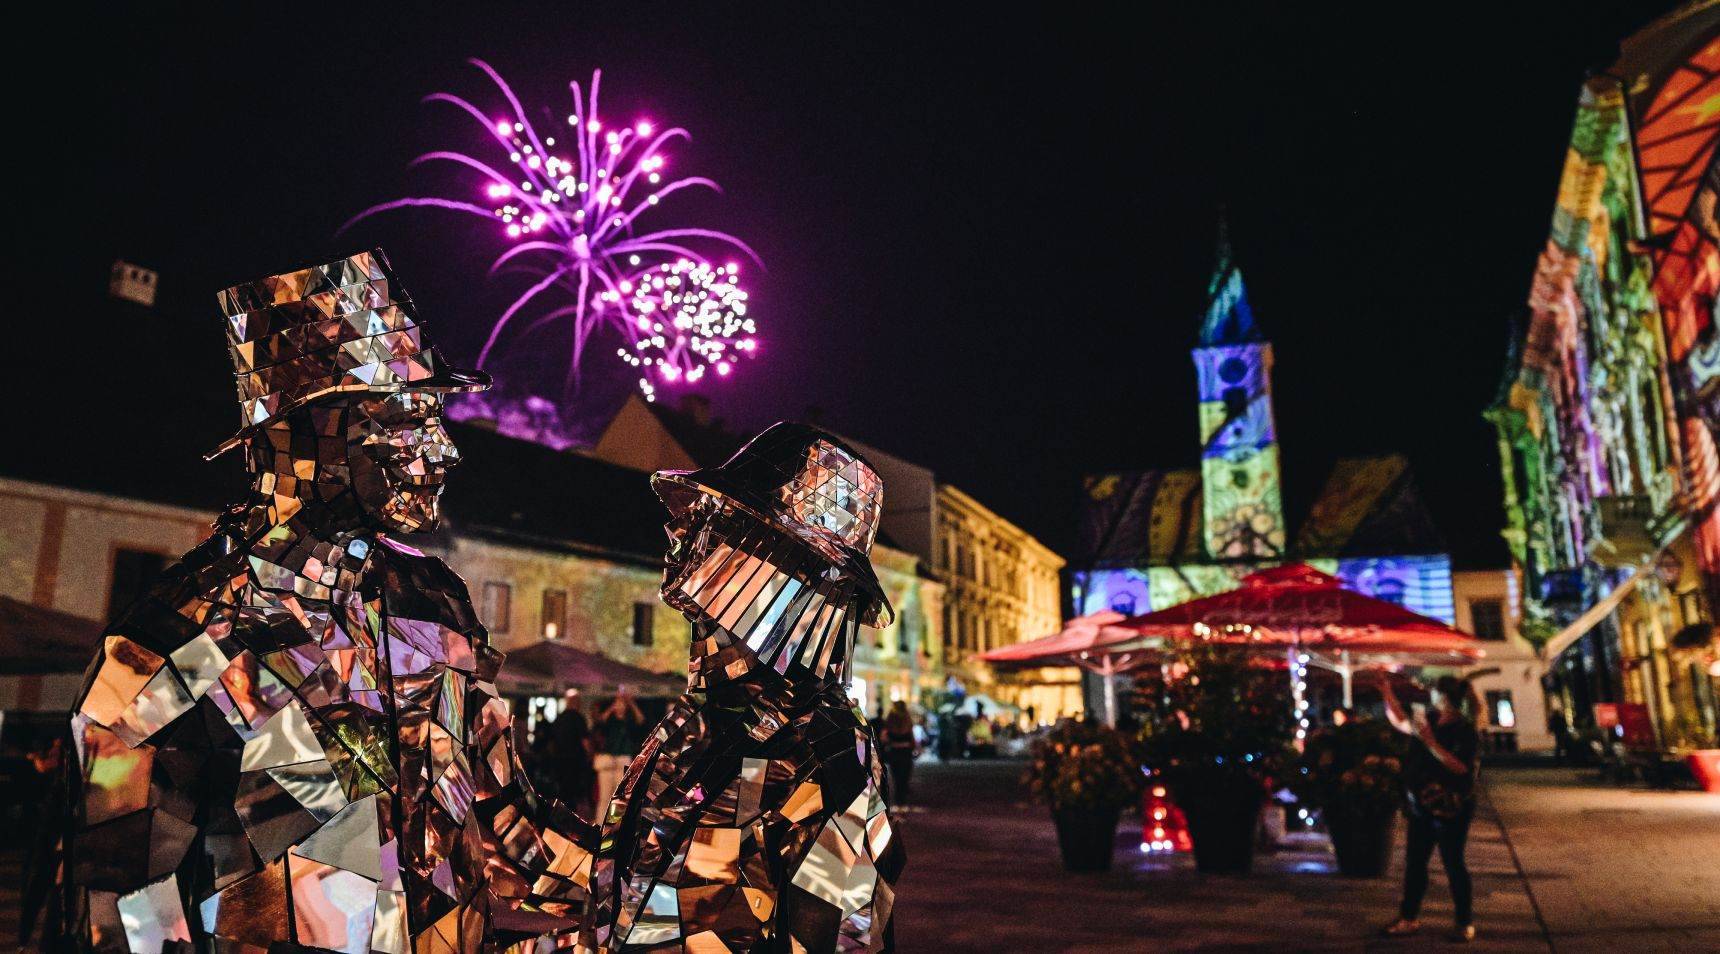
top-left (21, 2), bottom-right (1682, 566)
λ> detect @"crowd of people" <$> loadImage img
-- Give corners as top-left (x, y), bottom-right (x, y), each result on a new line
top-left (513, 689), bottom-right (1044, 813)
top-left (519, 686), bottom-right (650, 818)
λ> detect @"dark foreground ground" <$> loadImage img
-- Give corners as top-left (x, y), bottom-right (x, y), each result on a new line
top-left (4, 761), bottom-right (1715, 952)
top-left (891, 758), bottom-right (1720, 953)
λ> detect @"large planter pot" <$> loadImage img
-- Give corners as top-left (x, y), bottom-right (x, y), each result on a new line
top-left (1179, 784), bottom-right (1262, 874)
top-left (1052, 806), bottom-right (1121, 872)
top-left (1325, 810), bottom-right (1397, 877)
top-left (1687, 750), bottom-right (1720, 793)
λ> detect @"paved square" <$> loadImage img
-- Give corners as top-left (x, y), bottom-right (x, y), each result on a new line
top-left (892, 759), bottom-right (1719, 952)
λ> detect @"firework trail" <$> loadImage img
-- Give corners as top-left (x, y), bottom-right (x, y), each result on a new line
top-left (344, 59), bottom-right (759, 399)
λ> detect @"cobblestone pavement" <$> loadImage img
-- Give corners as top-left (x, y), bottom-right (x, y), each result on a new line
top-left (0, 840), bottom-right (23, 948)
top-left (892, 758), bottom-right (1547, 953)
top-left (1482, 766), bottom-right (1720, 953)
top-left (3, 762), bottom-right (1711, 951)
top-left (891, 759), bottom-right (1720, 953)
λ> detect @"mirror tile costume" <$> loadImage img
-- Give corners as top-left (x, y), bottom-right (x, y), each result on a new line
top-left (63, 251), bottom-right (594, 953)
top-left (56, 250), bottom-right (902, 953)
top-left (579, 424), bottom-right (905, 953)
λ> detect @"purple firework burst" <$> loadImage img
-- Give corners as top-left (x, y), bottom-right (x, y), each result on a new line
top-left (343, 59), bottom-right (760, 397)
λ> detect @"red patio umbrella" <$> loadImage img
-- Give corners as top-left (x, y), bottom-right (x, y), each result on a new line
top-left (981, 611), bottom-right (1147, 667)
top-left (1118, 564), bottom-right (1483, 706)
top-left (981, 611), bottom-right (1159, 725)
top-left (1121, 564), bottom-right (1459, 635)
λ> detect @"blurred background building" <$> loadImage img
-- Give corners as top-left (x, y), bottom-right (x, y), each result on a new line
top-left (1488, 1), bottom-right (1720, 761)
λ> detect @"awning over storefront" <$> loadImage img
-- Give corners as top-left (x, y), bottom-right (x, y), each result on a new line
top-left (1538, 564), bottom-right (1646, 663)
top-left (496, 640), bottom-right (684, 697)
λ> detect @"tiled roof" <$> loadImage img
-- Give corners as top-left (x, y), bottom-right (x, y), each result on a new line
top-left (1077, 455), bottom-right (1448, 568)
top-left (0, 419), bottom-right (672, 568)
top-left (1296, 455), bottom-right (1447, 557)
top-left (1077, 469), bottom-right (1205, 565)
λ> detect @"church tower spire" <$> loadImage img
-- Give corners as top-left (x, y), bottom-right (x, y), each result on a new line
top-left (1193, 215), bottom-right (1286, 559)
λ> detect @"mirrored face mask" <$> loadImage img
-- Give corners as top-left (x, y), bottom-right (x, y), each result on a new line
top-left (352, 391), bottom-right (460, 533)
top-left (661, 498), bottom-right (861, 688)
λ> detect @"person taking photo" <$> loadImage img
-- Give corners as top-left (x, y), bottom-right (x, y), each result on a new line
top-left (1373, 671), bottom-right (1481, 944)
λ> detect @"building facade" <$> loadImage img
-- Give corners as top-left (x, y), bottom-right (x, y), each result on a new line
top-left (1451, 569), bottom-right (1553, 753)
top-left (1195, 219), bottom-right (1288, 560)
top-left (932, 484), bottom-right (1072, 720)
top-left (0, 477), bottom-right (211, 713)
top-left (1073, 225), bottom-right (1457, 627)
top-left (0, 423), bottom-right (948, 729)
top-left (850, 543), bottom-right (948, 719)
top-left (1487, 4), bottom-right (1720, 757)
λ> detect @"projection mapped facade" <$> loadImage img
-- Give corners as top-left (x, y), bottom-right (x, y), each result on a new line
top-left (1487, 5), bottom-right (1720, 753)
top-left (1072, 221), bottom-right (1455, 625)
top-left (1195, 221), bottom-right (1286, 561)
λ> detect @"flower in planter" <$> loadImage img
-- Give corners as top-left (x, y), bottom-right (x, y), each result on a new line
top-left (1291, 718), bottom-right (1410, 819)
top-left (1130, 643), bottom-right (1296, 873)
top-left (1025, 719), bottom-right (1143, 813)
top-left (1292, 717), bottom-right (1410, 876)
top-left (1132, 641), bottom-right (1297, 795)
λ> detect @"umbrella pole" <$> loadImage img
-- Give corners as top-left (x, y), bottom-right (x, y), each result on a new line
top-left (1340, 650), bottom-right (1353, 709)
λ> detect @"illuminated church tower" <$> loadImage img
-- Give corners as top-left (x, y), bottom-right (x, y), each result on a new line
top-left (1194, 219), bottom-right (1287, 559)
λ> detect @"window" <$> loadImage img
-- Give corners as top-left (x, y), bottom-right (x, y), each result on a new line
top-left (632, 602), bottom-right (654, 647)
top-left (482, 582), bottom-right (512, 633)
top-left (541, 589), bottom-right (567, 639)
top-left (1469, 599), bottom-right (1506, 640)
top-left (1484, 689), bottom-right (1517, 729)
top-left (109, 548), bottom-right (169, 617)
top-left (1678, 589), bottom-right (1703, 625)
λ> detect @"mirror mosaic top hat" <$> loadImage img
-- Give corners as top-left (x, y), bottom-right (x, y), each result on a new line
top-left (207, 248), bottom-right (490, 458)
top-left (653, 421), bottom-right (894, 627)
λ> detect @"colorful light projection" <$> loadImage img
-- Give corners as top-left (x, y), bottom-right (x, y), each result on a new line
top-left (1194, 341), bottom-right (1286, 559)
top-left (1195, 223), bottom-right (1285, 560)
top-left (1072, 554), bottom-right (1455, 625)
top-left (1320, 556), bottom-right (1455, 625)
top-left (344, 60), bottom-right (760, 401)
top-left (1636, 35), bottom-right (1720, 247)
top-left (1641, 38), bottom-right (1720, 518)
top-left (1490, 43), bottom-right (1696, 618)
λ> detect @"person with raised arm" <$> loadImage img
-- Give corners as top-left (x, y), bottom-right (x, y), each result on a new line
top-left (1373, 671), bottom-right (1481, 944)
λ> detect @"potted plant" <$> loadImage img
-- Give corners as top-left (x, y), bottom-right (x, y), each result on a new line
top-left (1134, 642), bottom-right (1295, 874)
top-left (1292, 718), bottom-right (1407, 876)
top-left (1025, 719), bottom-right (1143, 871)
top-left (1668, 714), bottom-right (1720, 793)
